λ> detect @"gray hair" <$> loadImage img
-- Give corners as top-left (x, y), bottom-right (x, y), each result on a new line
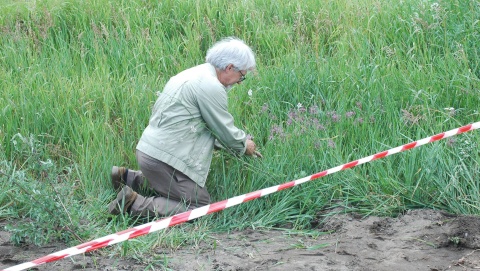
top-left (206, 37), bottom-right (256, 71)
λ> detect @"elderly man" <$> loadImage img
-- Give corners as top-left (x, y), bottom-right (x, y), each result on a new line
top-left (108, 37), bottom-right (261, 217)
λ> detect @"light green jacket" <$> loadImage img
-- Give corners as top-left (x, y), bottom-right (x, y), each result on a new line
top-left (136, 63), bottom-right (247, 187)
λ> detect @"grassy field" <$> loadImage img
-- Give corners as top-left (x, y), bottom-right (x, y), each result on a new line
top-left (0, 0), bottom-right (479, 266)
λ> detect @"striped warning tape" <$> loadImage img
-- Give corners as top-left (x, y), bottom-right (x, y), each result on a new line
top-left (2, 121), bottom-right (479, 271)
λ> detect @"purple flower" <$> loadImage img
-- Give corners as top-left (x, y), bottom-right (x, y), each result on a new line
top-left (311, 118), bottom-right (326, 130)
top-left (331, 112), bottom-right (340, 122)
top-left (269, 124), bottom-right (285, 140)
top-left (356, 102), bottom-right (363, 110)
top-left (328, 139), bottom-right (336, 148)
top-left (260, 103), bottom-right (269, 113)
top-left (288, 110), bottom-right (297, 120)
top-left (309, 105), bottom-right (319, 115)
top-left (354, 117), bottom-right (364, 124)
top-left (271, 124), bottom-right (282, 133)
top-left (345, 111), bottom-right (355, 118)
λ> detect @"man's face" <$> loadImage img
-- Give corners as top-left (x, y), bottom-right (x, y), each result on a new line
top-left (223, 64), bottom-right (247, 87)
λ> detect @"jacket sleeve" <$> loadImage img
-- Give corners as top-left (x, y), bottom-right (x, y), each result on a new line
top-left (195, 85), bottom-right (247, 155)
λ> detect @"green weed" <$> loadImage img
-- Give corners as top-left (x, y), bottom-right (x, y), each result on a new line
top-left (0, 134), bottom-right (92, 246)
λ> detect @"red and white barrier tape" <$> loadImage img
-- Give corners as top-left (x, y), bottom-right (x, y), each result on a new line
top-left (2, 121), bottom-right (479, 271)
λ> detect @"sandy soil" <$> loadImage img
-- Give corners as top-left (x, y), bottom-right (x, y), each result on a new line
top-left (1, 209), bottom-right (479, 271)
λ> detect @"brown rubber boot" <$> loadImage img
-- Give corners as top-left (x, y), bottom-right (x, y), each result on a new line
top-left (108, 186), bottom-right (138, 215)
top-left (111, 166), bottom-right (127, 191)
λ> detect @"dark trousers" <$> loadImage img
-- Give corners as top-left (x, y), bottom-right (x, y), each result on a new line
top-left (127, 150), bottom-right (211, 217)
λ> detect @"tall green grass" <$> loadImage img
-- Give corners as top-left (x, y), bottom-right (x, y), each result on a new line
top-left (1, 0), bottom-right (479, 266)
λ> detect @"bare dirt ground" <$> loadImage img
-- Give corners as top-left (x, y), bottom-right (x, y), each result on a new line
top-left (1, 209), bottom-right (479, 271)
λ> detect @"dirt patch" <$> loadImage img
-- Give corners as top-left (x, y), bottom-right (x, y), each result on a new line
top-left (1, 209), bottom-right (480, 271)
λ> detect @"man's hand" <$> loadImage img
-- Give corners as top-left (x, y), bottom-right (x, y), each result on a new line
top-left (245, 139), bottom-right (263, 158)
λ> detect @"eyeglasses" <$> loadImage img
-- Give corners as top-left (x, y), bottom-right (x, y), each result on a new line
top-left (238, 70), bottom-right (246, 82)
